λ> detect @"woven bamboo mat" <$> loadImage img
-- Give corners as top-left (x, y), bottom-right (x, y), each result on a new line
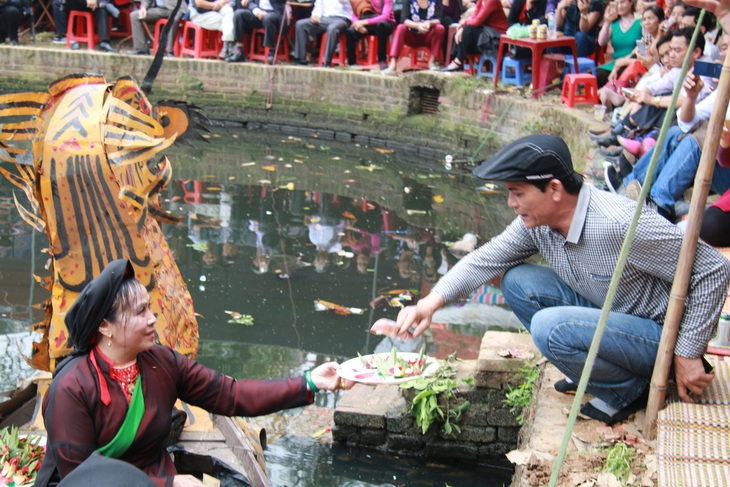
top-left (658, 355), bottom-right (730, 486)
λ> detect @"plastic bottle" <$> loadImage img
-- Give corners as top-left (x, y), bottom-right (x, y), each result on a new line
top-left (547, 12), bottom-right (557, 39)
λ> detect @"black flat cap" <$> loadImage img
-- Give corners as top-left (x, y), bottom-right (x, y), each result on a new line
top-left (65, 259), bottom-right (135, 354)
top-left (473, 134), bottom-right (575, 182)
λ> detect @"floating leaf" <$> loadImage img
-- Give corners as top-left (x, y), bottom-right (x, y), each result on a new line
top-left (261, 165), bottom-right (277, 172)
top-left (306, 144), bottom-right (316, 149)
top-left (433, 195), bottom-right (444, 203)
top-left (374, 147), bottom-right (394, 154)
top-left (225, 311), bottom-right (254, 326)
top-left (293, 159), bottom-right (305, 164)
top-left (241, 162), bottom-right (256, 167)
top-left (331, 156), bottom-right (341, 160)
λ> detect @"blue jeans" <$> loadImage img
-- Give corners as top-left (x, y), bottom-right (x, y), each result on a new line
top-left (626, 125), bottom-right (730, 212)
top-left (501, 264), bottom-right (661, 409)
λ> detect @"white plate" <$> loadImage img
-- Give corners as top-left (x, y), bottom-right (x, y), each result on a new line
top-left (337, 352), bottom-right (439, 385)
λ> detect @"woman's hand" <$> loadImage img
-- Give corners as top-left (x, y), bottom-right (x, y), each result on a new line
top-left (418, 22), bottom-right (431, 33)
top-left (605, 2), bottom-right (619, 22)
top-left (310, 362), bottom-right (354, 391)
top-left (454, 26), bottom-right (463, 43)
top-left (608, 67), bottom-right (618, 82)
top-left (173, 475), bottom-right (205, 487)
top-left (86, 0), bottom-right (98, 9)
top-left (577, 0), bottom-right (589, 13)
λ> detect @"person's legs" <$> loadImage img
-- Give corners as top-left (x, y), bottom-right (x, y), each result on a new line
top-left (454, 24), bottom-right (479, 64)
top-left (649, 136), bottom-right (702, 213)
top-left (501, 264), bottom-right (659, 410)
top-left (530, 306), bottom-right (660, 408)
top-left (321, 16), bottom-right (350, 65)
top-left (574, 31), bottom-right (596, 57)
top-left (2, 5), bottom-right (21, 42)
top-left (295, 18), bottom-right (324, 62)
top-left (262, 11), bottom-right (284, 49)
top-left (220, 4), bottom-right (235, 42)
top-left (624, 125), bottom-right (684, 186)
top-left (387, 23), bottom-right (408, 69)
top-left (501, 263), bottom-right (597, 329)
top-left (345, 25), bottom-right (364, 65)
top-left (375, 21), bottom-right (393, 63)
top-left (426, 23), bottom-right (444, 64)
top-left (52, 0), bottom-right (68, 38)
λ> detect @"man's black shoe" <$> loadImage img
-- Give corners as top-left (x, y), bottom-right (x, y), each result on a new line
top-left (594, 132), bottom-right (618, 147)
top-left (290, 58), bottom-right (307, 66)
top-left (554, 379), bottom-right (577, 394)
top-left (579, 389), bottom-right (649, 426)
top-left (127, 48), bottom-right (149, 55)
top-left (655, 203), bottom-right (677, 223)
top-left (226, 51), bottom-right (246, 63)
top-left (98, 41), bottom-right (118, 53)
top-left (598, 146), bottom-right (623, 158)
top-left (266, 53), bottom-right (275, 64)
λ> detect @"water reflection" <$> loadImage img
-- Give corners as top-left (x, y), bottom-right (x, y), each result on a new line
top-left (0, 127), bottom-right (518, 486)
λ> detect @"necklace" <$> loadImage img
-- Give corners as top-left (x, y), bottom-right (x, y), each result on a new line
top-left (110, 361), bottom-right (139, 402)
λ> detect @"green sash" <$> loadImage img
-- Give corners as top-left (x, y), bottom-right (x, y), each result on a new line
top-left (98, 376), bottom-right (145, 459)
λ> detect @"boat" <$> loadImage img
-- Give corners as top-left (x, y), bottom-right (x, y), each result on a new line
top-left (0, 375), bottom-right (271, 487)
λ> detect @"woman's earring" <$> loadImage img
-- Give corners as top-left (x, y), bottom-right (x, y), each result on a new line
top-left (107, 335), bottom-right (112, 347)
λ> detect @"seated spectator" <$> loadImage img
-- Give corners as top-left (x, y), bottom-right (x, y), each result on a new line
top-left (190, 0), bottom-right (237, 59)
top-left (662, 0), bottom-right (684, 32)
top-left (442, 0), bottom-right (508, 71)
top-left (227, 0), bottom-right (287, 62)
top-left (345, 0), bottom-right (396, 70)
top-left (598, 32), bottom-right (671, 130)
top-left (554, 0), bottom-right (603, 58)
top-left (0, 0), bottom-right (25, 45)
top-left (128, 0), bottom-right (188, 55)
top-left (507, 0), bottom-right (546, 25)
top-left (606, 34), bottom-right (730, 222)
top-left (383, 0), bottom-right (445, 73)
top-left (680, 6), bottom-right (720, 59)
top-left (594, 27), bottom-right (710, 150)
top-left (292, 0), bottom-right (353, 66)
top-left (63, 0), bottom-right (118, 52)
top-left (596, 0), bottom-right (643, 88)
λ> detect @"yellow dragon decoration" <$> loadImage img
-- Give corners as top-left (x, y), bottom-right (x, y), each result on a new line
top-left (0, 73), bottom-right (206, 370)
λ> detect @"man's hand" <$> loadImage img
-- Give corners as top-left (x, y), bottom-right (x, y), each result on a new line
top-left (685, 0), bottom-right (730, 33)
top-left (138, 5), bottom-right (147, 18)
top-left (683, 70), bottom-right (705, 100)
top-left (674, 355), bottom-right (715, 403)
top-left (353, 19), bottom-right (367, 32)
top-left (395, 292), bottom-right (445, 337)
top-left (86, 0), bottom-right (98, 9)
top-left (240, 0), bottom-right (248, 6)
top-left (257, 9), bottom-right (265, 19)
top-left (311, 13), bottom-right (320, 23)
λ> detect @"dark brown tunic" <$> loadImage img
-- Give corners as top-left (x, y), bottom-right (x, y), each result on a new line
top-left (37, 345), bottom-right (311, 487)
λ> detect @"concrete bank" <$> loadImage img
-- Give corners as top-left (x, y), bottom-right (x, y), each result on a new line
top-left (0, 45), bottom-right (599, 165)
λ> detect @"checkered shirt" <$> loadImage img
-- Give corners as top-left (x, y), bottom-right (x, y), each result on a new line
top-left (433, 184), bottom-right (730, 358)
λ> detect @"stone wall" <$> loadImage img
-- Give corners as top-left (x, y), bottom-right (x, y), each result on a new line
top-left (0, 45), bottom-right (597, 166)
top-left (333, 332), bottom-right (539, 463)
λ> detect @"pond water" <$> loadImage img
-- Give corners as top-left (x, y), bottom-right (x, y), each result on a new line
top-left (0, 127), bottom-right (520, 486)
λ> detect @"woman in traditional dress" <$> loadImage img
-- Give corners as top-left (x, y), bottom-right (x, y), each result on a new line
top-left (36, 259), bottom-right (351, 487)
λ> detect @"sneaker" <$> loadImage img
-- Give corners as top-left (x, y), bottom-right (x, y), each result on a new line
top-left (126, 48), bottom-right (150, 55)
top-left (625, 179), bottom-right (641, 201)
top-left (598, 146), bottom-right (623, 158)
top-left (52, 35), bottom-right (67, 45)
top-left (226, 51), bottom-right (246, 63)
top-left (98, 41), bottom-right (118, 53)
top-left (593, 132), bottom-right (618, 147)
top-left (378, 61), bottom-right (387, 70)
top-left (604, 164), bottom-right (624, 194)
top-left (219, 41), bottom-right (231, 60)
top-left (290, 57), bottom-right (307, 66)
top-left (380, 66), bottom-right (395, 76)
top-left (70, 41), bottom-right (81, 50)
top-left (429, 62), bottom-right (440, 71)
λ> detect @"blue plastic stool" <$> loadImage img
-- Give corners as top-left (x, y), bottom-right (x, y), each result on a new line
top-left (563, 55), bottom-right (596, 76)
top-left (474, 53), bottom-right (498, 80)
top-left (500, 56), bottom-right (532, 86)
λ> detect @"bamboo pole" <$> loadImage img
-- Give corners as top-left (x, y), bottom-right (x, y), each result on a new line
top-left (644, 35), bottom-right (730, 441)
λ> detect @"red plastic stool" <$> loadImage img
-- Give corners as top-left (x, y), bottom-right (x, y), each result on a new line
top-left (67, 11), bottom-right (99, 50)
top-left (465, 53), bottom-right (480, 75)
top-left (109, 8), bottom-right (132, 38)
top-left (561, 73), bottom-right (598, 108)
top-left (354, 34), bottom-right (388, 66)
top-left (180, 21), bottom-right (222, 59)
top-left (408, 45), bottom-right (431, 70)
top-left (153, 18), bottom-right (183, 56)
top-left (249, 28), bottom-right (290, 64)
top-left (318, 32), bottom-right (346, 66)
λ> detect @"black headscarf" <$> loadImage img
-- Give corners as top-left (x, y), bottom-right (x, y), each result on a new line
top-left (64, 259), bottom-right (135, 355)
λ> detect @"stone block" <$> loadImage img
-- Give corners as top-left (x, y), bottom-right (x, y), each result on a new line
top-left (359, 429), bottom-right (387, 446)
top-left (335, 384), bottom-right (405, 430)
top-left (335, 131), bottom-right (352, 142)
top-left (461, 403), bottom-right (489, 427)
top-left (478, 331), bottom-right (539, 375)
top-left (497, 426), bottom-right (521, 443)
top-left (487, 408), bottom-right (519, 427)
top-left (387, 433), bottom-right (428, 452)
top-left (386, 413), bottom-right (414, 433)
top-left (478, 442), bottom-right (513, 458)
top-left (441, 425), bottom-right (496, 443)
top-left (332, 424), bottom-right (358, 443)
top-left (424, 441), bottom-right (478, 460)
